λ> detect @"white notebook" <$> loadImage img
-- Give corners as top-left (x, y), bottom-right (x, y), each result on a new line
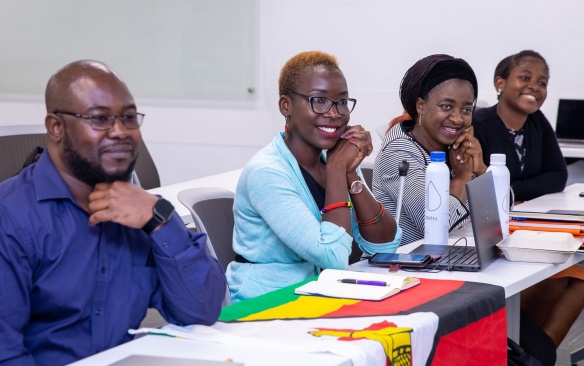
top-left (294, 269), bottom-right (420, 301)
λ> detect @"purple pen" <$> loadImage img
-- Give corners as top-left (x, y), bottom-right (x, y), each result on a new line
top-left (338, 279), bottom-right (387, 286)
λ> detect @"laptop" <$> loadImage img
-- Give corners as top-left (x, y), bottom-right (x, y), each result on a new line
top-left (555, 99), bottom-right (584, 145)
top-left (409, 171), bottom-right (502, 272)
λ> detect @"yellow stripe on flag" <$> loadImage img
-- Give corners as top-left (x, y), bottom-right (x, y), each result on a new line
top-left (240, 296), bottom-right (360, 321)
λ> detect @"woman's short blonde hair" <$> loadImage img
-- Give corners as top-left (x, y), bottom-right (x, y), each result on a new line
top-left (278, 51), bottom-right (339, 96)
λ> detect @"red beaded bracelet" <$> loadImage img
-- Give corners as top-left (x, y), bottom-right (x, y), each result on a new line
top-left (320, 201), bottom-right (352, 215)
top-left (356, 202), bottom-right (385, 226)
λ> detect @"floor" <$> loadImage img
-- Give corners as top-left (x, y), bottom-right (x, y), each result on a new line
top-left (557, 311), bottom-right (584, 365)
top-left (558, 160), bottom-right (584, 365)
top-left (139, 308), bottom-right (165, 329)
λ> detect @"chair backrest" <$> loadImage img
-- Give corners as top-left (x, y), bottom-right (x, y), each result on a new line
top-left (177, 187), bottom-right (235, 306)
top-left (0, 124), bottom-right (160, 189)
top-left (0, 124), bottom-right (47, 183)
top-left (132, 140), bottom-right (161, 190)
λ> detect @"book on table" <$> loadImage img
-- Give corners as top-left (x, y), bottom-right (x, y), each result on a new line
top-left (294, 268), bottom-right (420, 301)
top-left (509, 219), bottom-right (584, 236)
top-left (509, 210), bottom-right (584, 223)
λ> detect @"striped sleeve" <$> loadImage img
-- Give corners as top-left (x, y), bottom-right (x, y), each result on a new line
top-left (373, 124), bottom-right (470, 245)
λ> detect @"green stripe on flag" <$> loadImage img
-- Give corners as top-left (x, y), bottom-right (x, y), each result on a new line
top-left (219, 277), bottom-right (314, 321)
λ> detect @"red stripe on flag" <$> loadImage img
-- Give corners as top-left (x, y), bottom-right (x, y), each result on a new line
top-left (431, 307), bottom-right (507, 365)
top-left (324, 278), bottom-right (465, 317)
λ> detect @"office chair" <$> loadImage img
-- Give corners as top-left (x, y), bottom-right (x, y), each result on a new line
top-left (0, 124), bottom-right (160, 189)
top-left (177, 187), bottom-right (236, 307)
top-left (0, 124), bottom-right (47, 183)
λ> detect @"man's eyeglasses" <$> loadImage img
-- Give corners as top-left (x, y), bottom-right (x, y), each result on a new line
top-left (286, 90), bottom-right (357, 115)
top-left (54, 111), bottom-right (145, 131)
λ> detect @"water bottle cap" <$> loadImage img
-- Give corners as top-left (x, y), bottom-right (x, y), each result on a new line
top-left (429, 151), bottom-right (446, 162)
top-left (490, 153), bottom-right (506, 165)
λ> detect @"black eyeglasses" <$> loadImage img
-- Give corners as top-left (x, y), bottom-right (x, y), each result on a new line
top-left (55, 111), bottom-right (145, 131)
top-left (286, 90), bottom-right (357, 115)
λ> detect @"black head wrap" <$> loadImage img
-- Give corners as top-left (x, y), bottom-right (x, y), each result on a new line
top-left (400, 54), bottom-right (478, 120)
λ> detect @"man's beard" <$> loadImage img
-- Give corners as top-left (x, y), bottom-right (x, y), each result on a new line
top-left (62, 132), bottom-right (137, 186)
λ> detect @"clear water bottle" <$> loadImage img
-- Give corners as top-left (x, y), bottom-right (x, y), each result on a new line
top-left (425, 151), bottom-right (450, 245)
top-left (487, 153), bottom-right (510, 238)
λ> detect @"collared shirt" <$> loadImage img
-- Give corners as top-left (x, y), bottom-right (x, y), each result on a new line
top-left (0, 152), bottom-right (226, 366)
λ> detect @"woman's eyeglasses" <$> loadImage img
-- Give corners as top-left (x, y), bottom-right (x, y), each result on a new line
top-left (287, 90), bottom-right (356, 115)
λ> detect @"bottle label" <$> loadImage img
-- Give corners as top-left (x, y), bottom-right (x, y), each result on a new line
top-left (425, 175), bottom-right (449, 245)
top-left (426, 181), bottom-right (443, 211)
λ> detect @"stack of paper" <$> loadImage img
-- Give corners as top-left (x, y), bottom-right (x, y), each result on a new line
top-left (509, 210), bottom-right (584, 240)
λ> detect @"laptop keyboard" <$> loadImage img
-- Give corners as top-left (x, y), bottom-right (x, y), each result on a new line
top-left (435, 246), bottom-right (478, 266)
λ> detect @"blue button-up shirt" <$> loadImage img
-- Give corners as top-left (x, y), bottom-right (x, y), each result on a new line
top-left (0, 152), bottom-right (226, 366)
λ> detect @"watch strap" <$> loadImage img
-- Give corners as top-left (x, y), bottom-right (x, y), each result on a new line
top-left (142, 198), bottom-right (175, 234)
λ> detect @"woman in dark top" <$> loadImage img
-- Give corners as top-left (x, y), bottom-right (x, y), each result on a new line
top-left (473, 50), bottom-right (567, 202)
top-left (475, 51), bottom-right (582, 354)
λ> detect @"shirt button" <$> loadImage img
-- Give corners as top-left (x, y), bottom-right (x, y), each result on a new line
top-left (163, 242), bottom-right (169, 248)
top-left (320, 238), bottom-right (324, 242)
top-left (95, 310), bottom-right (101, 316)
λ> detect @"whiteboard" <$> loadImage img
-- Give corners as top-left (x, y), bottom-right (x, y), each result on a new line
top-left (0, 0), bottom-right (259, 101)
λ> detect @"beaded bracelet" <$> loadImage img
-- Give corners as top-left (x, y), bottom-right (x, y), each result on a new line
top-left (356, 202), bottom-right (385, 226)
top-left (320, 201), bottom-right (352, 215)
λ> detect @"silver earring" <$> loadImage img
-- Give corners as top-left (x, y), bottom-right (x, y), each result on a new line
top-left (418, 114), bottom-right (422, 126)
top-left (497, 89), bottom-right (501, 97)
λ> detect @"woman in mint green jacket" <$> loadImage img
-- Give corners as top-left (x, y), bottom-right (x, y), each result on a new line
top-left (226, 51), bottom-right (401, 303)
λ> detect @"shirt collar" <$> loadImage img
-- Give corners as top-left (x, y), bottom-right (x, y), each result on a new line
top-left (33, 151), bottom-right (77, 203)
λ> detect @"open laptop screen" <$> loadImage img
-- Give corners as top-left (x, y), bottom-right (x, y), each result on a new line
top-left (556, 99), bottom-right (584, 141)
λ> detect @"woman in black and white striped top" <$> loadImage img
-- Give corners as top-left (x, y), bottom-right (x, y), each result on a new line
top-left (373, 54), bottom-right (487, 245)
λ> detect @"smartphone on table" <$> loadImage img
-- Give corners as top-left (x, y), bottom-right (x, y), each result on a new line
top-left (368, 253), bottom-right (432, 268)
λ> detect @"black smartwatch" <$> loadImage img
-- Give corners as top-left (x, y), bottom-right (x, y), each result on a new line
top-left (142, 198), bottom-right (175, 234)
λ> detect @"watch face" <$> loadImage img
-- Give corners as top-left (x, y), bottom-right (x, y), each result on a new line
top-left (143, 198), bottom-right (175, 234)
top-left (154, 198), bottom-right (175, 221)
top-left (350, 180), bottom-right (364, 194)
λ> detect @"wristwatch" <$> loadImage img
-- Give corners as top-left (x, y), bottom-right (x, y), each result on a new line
top-left (142, 198), bottom-right (175, 234)
top-left (349, 178), bottom-right (364, 195)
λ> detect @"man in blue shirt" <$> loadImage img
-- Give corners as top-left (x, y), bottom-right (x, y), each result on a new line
top-left (0, 60), bottom-right (227, 366)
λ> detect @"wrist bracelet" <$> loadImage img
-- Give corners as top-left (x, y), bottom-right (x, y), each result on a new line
top-left (356, 202), bottom-right (385, 226)
top-left (320, 201), bottom-right (352, 215)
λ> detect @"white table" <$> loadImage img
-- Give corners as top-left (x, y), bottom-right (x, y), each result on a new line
top-left (560, 144), bottom-right (584, 159)
top-left (72, 182), bottom-right (583, 364)
top-left (148, 169), bottom-right (243, 224)
top-left (352, 183), bottom-right (584, 342)
top-left (513, 182), bottom-right (584, 212)
top-left (67, 333), bottom-right (350, 366)
top-left (350, 224), bottom-right (584, 342)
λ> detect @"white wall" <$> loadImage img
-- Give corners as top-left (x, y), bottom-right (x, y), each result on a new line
top-left (2, 0), bottom-right (584, 185)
